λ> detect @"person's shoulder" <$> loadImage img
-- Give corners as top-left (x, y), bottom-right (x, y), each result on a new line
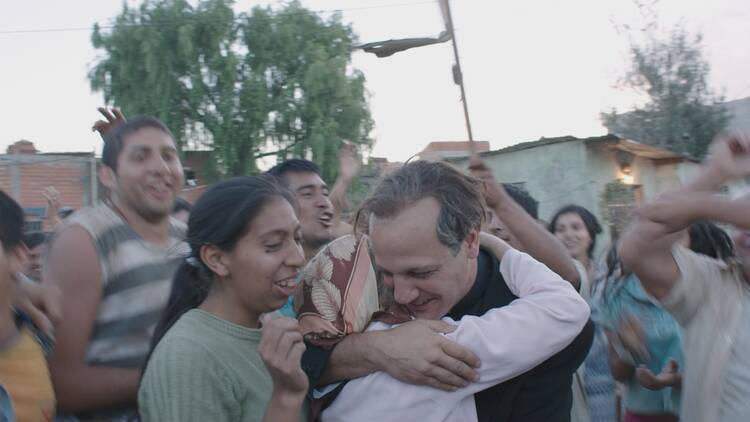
top-left (168, 216), bottom-right (187, 236)
top-left (1, 329), bottom-right (50, 375)
top-left (65, 203), bottom-right (116, 228)
top-left (156, 310), bottom-right (211, 343)
top-left (148, 313), bottom-right (224, 368)
top-left (670, 244), bottom-right (734, 288)
top-left (56, 203), bottom-right (124, 248)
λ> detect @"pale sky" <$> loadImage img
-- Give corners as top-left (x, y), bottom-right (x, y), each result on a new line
top-left (1, 0), bottom-right (748, 162)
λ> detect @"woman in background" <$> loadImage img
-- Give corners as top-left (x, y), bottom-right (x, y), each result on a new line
top-left (550, 204), bottom-right (613, 422)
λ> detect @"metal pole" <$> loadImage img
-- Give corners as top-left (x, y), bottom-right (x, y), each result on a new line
top-left (443, 0), bottom-right (475, 150)
top-left (91, 148), bottom-right (98, 205)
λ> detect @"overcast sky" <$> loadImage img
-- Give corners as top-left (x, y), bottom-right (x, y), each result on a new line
top-left (1, 0), bottom-right (748, 162)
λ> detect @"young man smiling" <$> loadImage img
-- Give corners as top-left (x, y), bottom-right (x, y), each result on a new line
top-left (267, 159), bottom-right (335, 260)
top-left (45, 113), bottom-right (189, 420)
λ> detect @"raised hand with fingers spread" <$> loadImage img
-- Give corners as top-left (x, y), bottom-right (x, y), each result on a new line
top-left (92, 107), bottom-right (126, 138)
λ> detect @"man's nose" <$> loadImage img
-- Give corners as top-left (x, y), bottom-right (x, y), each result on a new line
top-left (392, 276), bottom-right (419, 305)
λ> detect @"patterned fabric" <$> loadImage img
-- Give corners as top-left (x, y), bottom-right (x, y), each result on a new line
top-left (597, 274), bottom-right (683, 416)
top-left (63, 203), bottom-right (188, 369)
top-left (585, 272), bottom-right (617, 422)
top-left (56, 203), bottom-right (188, 421)
top-left (295, 235), bottom-right (393, 348)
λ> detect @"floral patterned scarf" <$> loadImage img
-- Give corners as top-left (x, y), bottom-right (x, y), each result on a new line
top-left (295, 234), bottom-right (410, 349)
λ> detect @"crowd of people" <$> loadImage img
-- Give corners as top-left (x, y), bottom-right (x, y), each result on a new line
top-left (1, 108), bottom-right (749, 422)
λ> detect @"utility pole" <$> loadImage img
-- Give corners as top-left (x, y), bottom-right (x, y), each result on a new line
top-left (441, 0), bottom-right (475, 153)
top-left (357, 0), bottom-right (476, 154)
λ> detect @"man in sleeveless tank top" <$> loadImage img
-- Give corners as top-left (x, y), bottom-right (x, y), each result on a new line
top-left (45, 111), bottom-right (188, 421)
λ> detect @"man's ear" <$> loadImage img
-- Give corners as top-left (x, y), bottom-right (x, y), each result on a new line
top-left (7, 243), bottom-right (29, 275)
top-left (200, 244), bottom-right (230, 278)
top-left (99, 166), bottom-right (117, 191)
top-left (465, 228), bottom-right (481, 259)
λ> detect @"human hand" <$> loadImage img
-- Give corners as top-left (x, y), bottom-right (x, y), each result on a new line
top-left (14, 278), bottom-right (62, 337)
top-left (338, 142), bottom-right (361, 182)
top-left (468, 158), bottom-right (505, 209)
top-left (371, 319), bottom-right (481, 391)
top-left (635, 358), bottom-right (682, 390)
top-left (92, 107), bottom-right (126, 138)
top-left (43, 187), bottom-right (61, 217)
top-left (259, 317), bottom-right (309, 398)
top-left (706, 131), bottom-right (750, 181)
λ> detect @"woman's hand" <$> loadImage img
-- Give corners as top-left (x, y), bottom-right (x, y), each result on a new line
top-left (635, 359), bottom-right (682, 390)
top-left (259, 317), bottom-right (309, 398)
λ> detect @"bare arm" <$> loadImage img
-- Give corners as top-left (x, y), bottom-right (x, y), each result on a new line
top-left (330, 144), bottom-right (360, 218)
top-left (620, 133), bottom-right (750, 299)
top-left (469, 159), bottom-right (580, 288)
top-left (479, 232), bottom-right (511, 261)
top-left (491, 198), bottom-right (580, 287)
top-left (317, 319), bottom-right (480, 391)
top-left (14, 275), bottom-right (61, 336)
top-left (45, 226), bottom-right (140, 413)
top-left (606, 338), bottom-right (635, 382)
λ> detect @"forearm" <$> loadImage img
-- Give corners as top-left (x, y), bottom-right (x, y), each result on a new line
top-left (493, 201), bottom-right (580, 288)
top-left (608, 352), bottom-right (635, 382)
top-left (605, 336), bottom-right (635, 382)
top-left (51, 365), bottom-right (140, 413)
top-left (446, 250), bottom-right (589, 392)
top-left (263, 390), bottom-right (306, 422)
top-left (683, 163), bottom-right (726, 192)
top-left (330, 176), bottom-right (353, 215)
top-left (317, 332), bottom-right (379, 385)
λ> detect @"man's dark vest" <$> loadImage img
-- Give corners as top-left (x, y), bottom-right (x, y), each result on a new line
top-left (448, 248), bottom-right (595, 422)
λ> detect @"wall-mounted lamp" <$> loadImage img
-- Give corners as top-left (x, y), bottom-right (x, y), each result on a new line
top-left (620, 163), bottom-right (634, 185)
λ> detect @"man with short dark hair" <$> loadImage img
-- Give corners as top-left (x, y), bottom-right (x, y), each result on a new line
top-left (306, 160), bottom-right (593, 422)
top-left (45, 110), bottom-right (188, 420)
top-left (267, 159), bottom-right (335, 260)
top-left (470, 160), bottom-right (580, 289)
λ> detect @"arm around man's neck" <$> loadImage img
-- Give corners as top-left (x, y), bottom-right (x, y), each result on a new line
top-left (312, 317), bottom-right (480, 392)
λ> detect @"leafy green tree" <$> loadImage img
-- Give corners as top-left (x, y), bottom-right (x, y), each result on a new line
top-left (602, 25), bottom-right (728, 158)
top-left (90, 0), bottom-right (372, 181)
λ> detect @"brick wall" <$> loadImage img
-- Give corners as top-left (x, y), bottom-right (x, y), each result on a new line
top-left (0, 155), bottom-right (97, 232)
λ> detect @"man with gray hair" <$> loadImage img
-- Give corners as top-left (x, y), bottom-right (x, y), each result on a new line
top-left (303, 160), bottom-right (594, 422)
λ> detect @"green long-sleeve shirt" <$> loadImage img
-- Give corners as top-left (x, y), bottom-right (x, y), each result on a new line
top-left (139, 309), bottom-right (305, 422)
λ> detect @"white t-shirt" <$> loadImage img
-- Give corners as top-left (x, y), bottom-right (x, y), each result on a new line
top-left (320, 249), bottom-right (591, 422)
top-left (720, 286), bottom-right (750, 422)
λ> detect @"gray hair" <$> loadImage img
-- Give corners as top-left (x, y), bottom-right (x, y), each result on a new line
top-left (356, 161), bottom-right (485, 255)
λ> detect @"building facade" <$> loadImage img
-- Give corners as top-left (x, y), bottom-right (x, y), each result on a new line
top-left (453, 134), bottom-right (748, 258)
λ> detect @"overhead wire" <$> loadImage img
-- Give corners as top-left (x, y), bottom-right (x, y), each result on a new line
top-left (0, 0), bottom-right (437, 35)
